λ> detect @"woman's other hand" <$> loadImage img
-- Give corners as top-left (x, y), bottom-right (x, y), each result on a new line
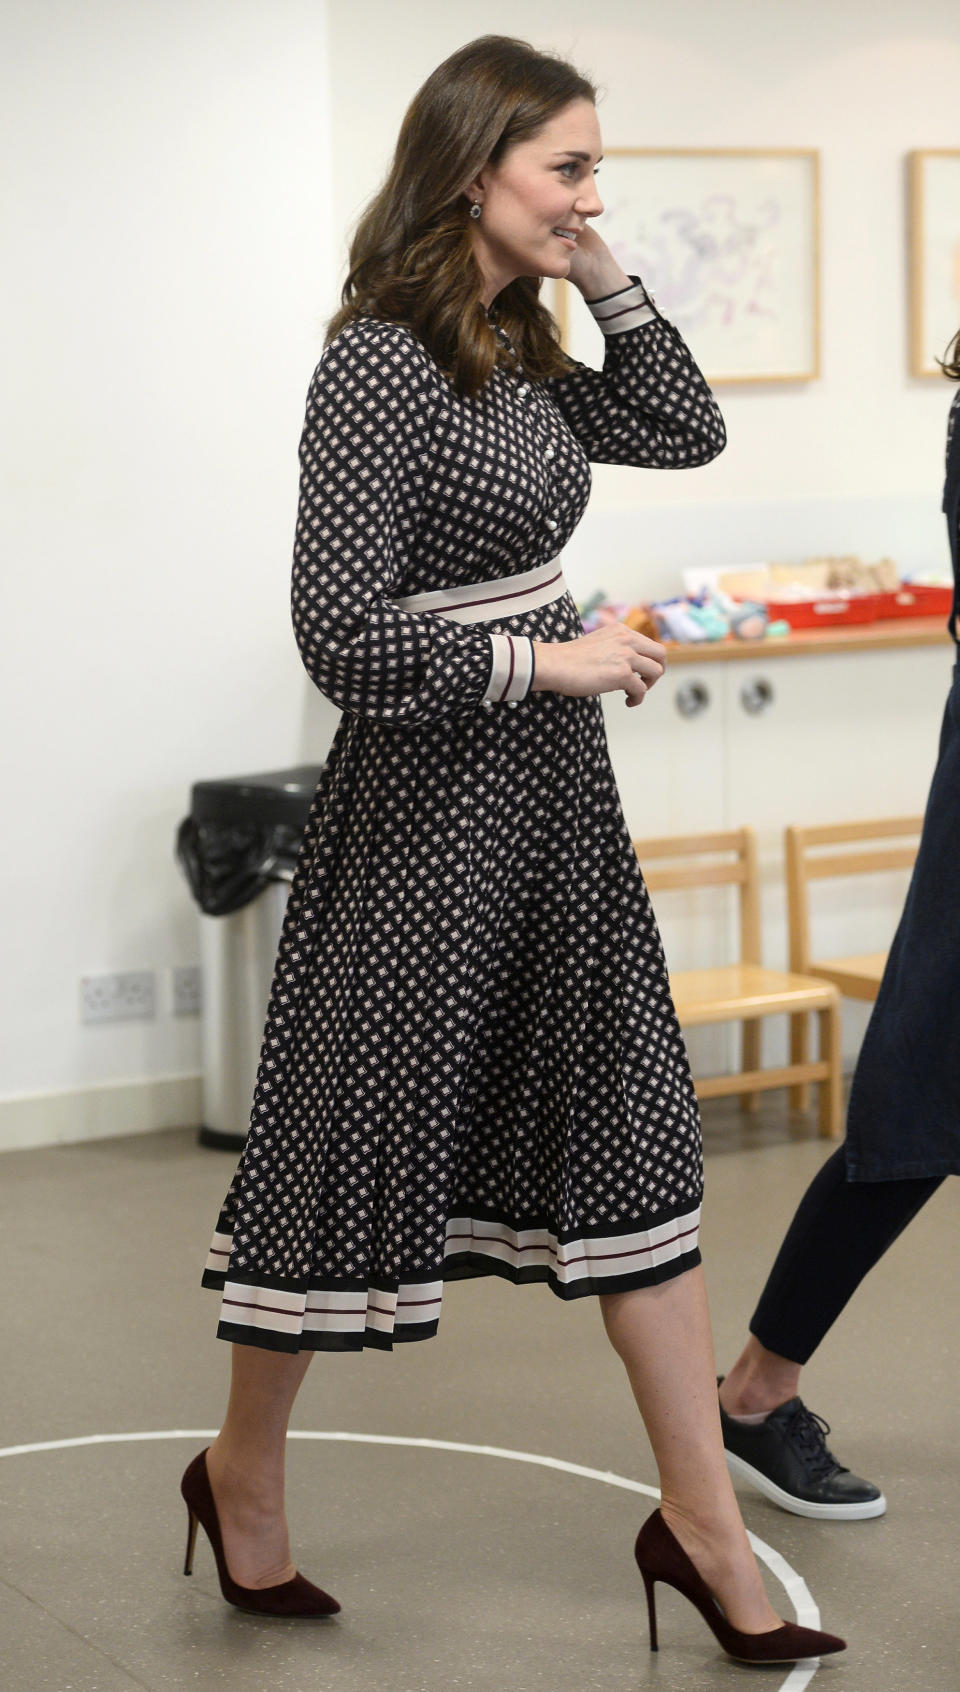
top-left (531, 624), bottom-right (666, 707)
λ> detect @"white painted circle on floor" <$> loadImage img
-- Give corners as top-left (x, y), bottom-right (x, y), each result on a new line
top-left (0, 1429), bottom-right (822, 1690)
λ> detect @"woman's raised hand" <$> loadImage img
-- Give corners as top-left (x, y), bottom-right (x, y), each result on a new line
top-left (565, 227), bottom-right (633, 303)
top-left (531, 623), bottom-right (666, 708)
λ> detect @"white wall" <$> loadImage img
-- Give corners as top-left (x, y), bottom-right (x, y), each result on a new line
top-left (328, 0), bottom-right (960, 599)
top-left (1, 0), bottom-right (337, 1143)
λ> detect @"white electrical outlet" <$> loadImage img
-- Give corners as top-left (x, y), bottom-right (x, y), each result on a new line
top-left (172, 965), bottom-right (203, 1017)
top-left (80, 971), bottom-right (156, 1023)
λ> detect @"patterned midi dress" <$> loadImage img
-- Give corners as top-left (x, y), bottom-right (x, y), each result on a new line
top-left (202, 278), bottom-right (727, 1351)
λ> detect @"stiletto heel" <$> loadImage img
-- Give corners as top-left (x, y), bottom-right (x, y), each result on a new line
top-left (179, 1449), bottom-right (340, 1619)
top-left (640, 1568), bottom-right (659, 1651)
top-left (183, 1507), bottom-right (199, 1577)
top-left (634, 1509), bottom-right (845, 1664)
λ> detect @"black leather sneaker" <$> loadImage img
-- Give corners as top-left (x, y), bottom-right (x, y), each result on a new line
top-left (718, 1381), bottom-right (887, 1520)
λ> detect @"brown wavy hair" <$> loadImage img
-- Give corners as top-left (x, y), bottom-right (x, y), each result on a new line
top-left (326, 36), bottom-right (596, 397)
top-left (939, 327), bottom-right (960, 380)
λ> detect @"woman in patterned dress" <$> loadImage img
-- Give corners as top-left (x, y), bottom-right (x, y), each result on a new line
top-left (184, 36), bottom-right (845, 1663)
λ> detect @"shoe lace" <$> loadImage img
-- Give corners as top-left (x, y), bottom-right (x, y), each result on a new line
top-left (784, 1403), bottom-right (844, 1482)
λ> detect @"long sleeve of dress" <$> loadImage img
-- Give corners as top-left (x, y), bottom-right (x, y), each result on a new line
top-left (548, 279), bottom-right (726, 469)
top-left (291, 319), bottom-right (508, 726)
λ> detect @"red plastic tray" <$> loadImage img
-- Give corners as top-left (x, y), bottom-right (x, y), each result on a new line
top-left (872, 584), bottom-right (953, 620)
top-left (761, 595), bottom-right (881, 630)
top-left (747, 584), bottom-right (951, 630)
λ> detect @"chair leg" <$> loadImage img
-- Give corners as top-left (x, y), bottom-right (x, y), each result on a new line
top-left (740, 1019), bottom-right (761, 1112)
top-left (817, 1000), bottom-right (843, 1140)
top-left (789, 1012), bottom-right (810, 1112)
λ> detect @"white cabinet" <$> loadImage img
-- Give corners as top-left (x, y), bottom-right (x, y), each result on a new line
top-left (603, 665), bottom-right (726, 838)
top-left (722, 646), bottom-right (950, 834)
top-left (603, 636), bottom-right (955, 1068)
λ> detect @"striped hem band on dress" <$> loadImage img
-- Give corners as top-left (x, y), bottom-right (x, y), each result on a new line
top-left (204, 1205), bottom-right (701, 1349)
top-left (586, 278), bottom-right (656, 335)
top-left (442, 1210), bottom-right (701, 1280)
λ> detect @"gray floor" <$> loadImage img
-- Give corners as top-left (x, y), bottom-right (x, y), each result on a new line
top-left (0, 1101), bottom-right (956, 1692)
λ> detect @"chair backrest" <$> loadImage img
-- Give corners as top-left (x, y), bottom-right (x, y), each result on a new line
top-left (785, 816), bottom-right (923, 972)
top-left (633, 827), bottom-right (762, 967)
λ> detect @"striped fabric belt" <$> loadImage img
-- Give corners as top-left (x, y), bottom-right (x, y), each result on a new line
top-left (394, 558), bottom-right (568, 626)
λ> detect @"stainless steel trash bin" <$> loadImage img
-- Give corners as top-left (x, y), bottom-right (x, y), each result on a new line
top-left (198, 875), bottom-right (291, 1150)
top-left (176, 765), bottom-right (322, 1150)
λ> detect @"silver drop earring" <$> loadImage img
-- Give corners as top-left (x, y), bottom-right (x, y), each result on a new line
top-left (469, 201), bottom-right (482, 220)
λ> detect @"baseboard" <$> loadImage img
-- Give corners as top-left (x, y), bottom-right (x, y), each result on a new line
top-left (0, 1074), bottom-right (202, 1153)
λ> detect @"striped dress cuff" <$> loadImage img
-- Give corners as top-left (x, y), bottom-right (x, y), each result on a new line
top-left (586, 279), bottom-right (656, 335)
top-left (483, 634), bottom-right (534, 704)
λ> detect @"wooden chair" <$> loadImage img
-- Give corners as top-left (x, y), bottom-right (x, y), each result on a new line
top-left (785, 815), bottom-right (923, 1109)
top-left (633, 828), bottom-right (842, 1139)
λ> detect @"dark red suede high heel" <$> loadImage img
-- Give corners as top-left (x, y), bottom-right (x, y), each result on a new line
top-left (180, 1449), bottom-right (340, 1619)
top-left (634, 1509), bottom-right (845, 1663)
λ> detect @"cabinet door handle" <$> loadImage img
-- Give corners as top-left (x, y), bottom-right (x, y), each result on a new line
top-left (675, 681), bottom-right (711, 719)
top-left (739, 677), bottom-right (775, 715)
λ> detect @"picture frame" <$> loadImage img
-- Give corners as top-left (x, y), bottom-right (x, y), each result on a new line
top-left (549, 148), bottom-right (821, 385)
top-left (908, 150), bottom-right (960, 379)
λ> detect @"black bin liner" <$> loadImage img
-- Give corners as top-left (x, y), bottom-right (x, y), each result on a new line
top-left (176, 765), bottom-right (323, 915)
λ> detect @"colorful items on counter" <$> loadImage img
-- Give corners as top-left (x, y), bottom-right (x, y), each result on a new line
top-left (654, 595), bottom-right (739, 642)
top-left (682, 559), bottom-right (954, 630)
top-left (579, 589), bottom-right (775, 644)
top-left (578, 592), bottom-right (660, 641)
top-left (578, 556), bottom-right (953, 643)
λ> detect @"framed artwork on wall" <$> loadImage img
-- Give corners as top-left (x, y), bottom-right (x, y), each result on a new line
top-left (909, 150), bottom-right (960, 378)
top-left (548, 148), bottom-right (821, 384)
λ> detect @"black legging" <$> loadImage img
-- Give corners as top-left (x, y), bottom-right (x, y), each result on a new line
top-left (749, 1147), bottom-right (944, 1365)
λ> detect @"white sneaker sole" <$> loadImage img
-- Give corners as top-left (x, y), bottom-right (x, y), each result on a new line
top-left (724, 1450), bottom-right (887, 1520)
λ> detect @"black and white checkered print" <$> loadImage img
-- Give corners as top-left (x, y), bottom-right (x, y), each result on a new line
top-left (203, 288), bottom-right (726, 1351)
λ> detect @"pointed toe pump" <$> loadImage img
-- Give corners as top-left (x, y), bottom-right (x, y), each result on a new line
top-left (180, 1449), bottom-right (340, 1619)
top-left (634, 1508), bottom-right (845, 1664)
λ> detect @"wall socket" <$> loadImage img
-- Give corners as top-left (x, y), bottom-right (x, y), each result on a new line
top-left (172, 964), bottom-right (203, 1018)
top-left (81, 971), bottom-right (156, 1023)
